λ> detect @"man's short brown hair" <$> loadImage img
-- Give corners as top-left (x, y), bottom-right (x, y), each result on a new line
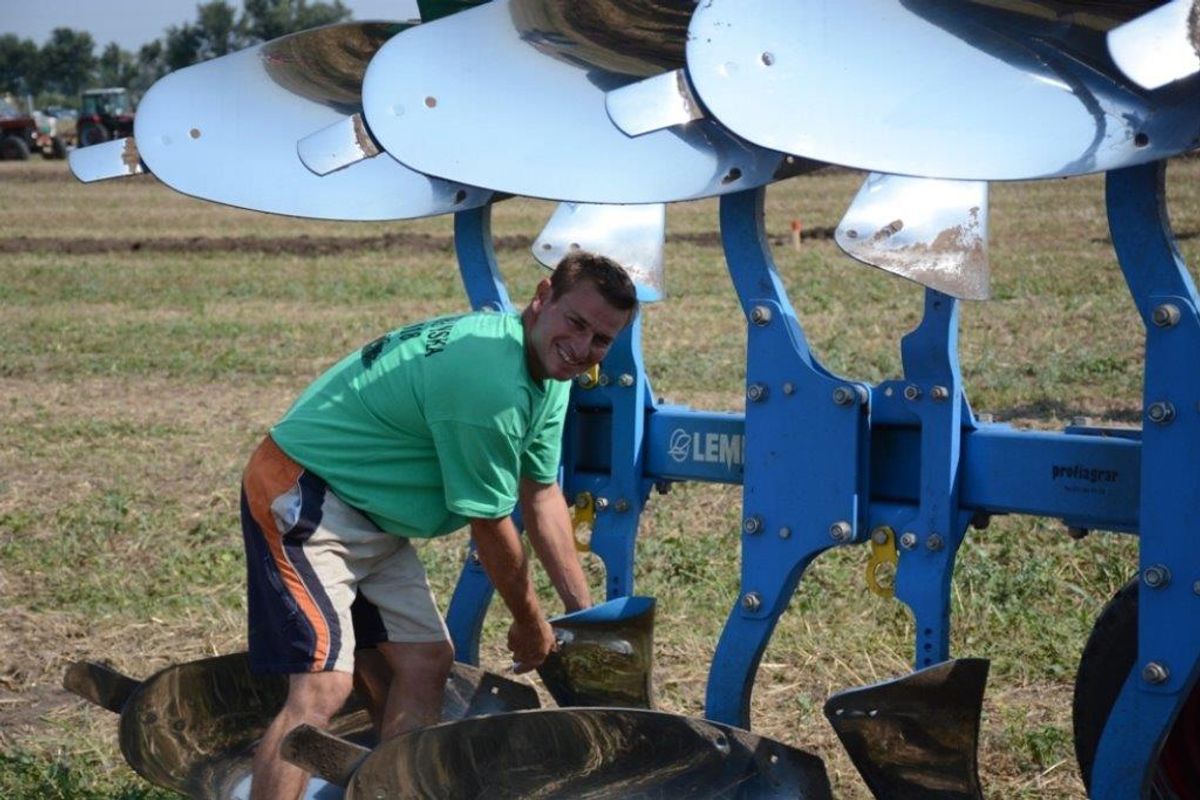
top-left (550, 251), bottom-right (639, 318)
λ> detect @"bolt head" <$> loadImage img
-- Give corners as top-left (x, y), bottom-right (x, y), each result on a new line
top-left (741, 592), bottom-right (762, 612)
top-left (594, 497), bottom-right (609, 511)
top-left (829, 521), bottom-right (852, 542)
top-left (1143, 565), bottom-right (1171, 589)
top-left (469, 551), bottom-right (481, 564)
top-left (832, 386), bottom-right (855, 406)
top-left (597, 373), bottom-right (611, 387)
top-left (743, 515), bottom-right (763, 535)
top-left (617, 373), bottom-right (634, 388)
top-left (926, 533), bottom-right (944, 551)
top-left (747, 383), bottom-right (767, 402)
top-left (903, 385), bottom-right (921, 401)
top-left (750, 305), bottom-right (772, 325)
top-left (614, 498), bottom-right (630, 513)
top-left (1142, 661), bottom-right (1170, 685)
top-left (931, 385), bottom-right (949, 402)
top-left (1148, 401), bottom-right (1176, 424)
top-left (870, 526), bottom-right (891, 546)
top-left (576, 373), bottom-right (597, 389)
top-left (899, 532), bottom-right (918, 550)
top-left (778, 526), bottom-right (791, 539)
top-left (782, 382), bottom-right (795, 395)
top-left (1152, 303), bottom-right (1181, 328)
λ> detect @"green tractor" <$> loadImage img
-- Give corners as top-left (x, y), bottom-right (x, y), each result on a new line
top-left (77, 87), bottom-right (135, 147)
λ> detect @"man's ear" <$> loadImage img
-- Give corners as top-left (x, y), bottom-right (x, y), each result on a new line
top-left (530, 277), bottom-right (553, 312)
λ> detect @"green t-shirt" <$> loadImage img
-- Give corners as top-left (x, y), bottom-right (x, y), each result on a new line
top-left (270, 312), bottom-right (570, 538)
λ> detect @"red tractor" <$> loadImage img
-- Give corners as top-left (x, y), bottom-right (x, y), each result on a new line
top-left (0, 98), bottom-right (40, 160)
top-left (77, 87), bottom-right (135, 147)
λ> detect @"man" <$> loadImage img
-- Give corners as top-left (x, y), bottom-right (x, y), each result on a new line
top-left (240, 252), bottom-right (638, 799)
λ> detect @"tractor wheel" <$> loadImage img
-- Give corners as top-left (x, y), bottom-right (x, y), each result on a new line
top-left (78, 123), bottom-right (110, 147)
top-left (0, 135), bottom-right (30, 160)
top-left (45, 136), bottom-right (67, 159)
top-left (1073, 579), bottom-right (1200, 799)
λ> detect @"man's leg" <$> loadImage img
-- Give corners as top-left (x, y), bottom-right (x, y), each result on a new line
top-left (376, 640), bottom-right (455, 739)
top-left (250, 670), bottom-right (353, 800)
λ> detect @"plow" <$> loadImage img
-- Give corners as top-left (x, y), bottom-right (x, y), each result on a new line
top-left (63, 1), bottom-right (1200, 797)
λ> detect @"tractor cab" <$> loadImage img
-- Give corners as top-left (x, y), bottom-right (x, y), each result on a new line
top-left (78, 88), bottom-right (135, 147)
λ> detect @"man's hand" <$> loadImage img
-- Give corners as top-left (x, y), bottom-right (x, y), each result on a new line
top-left (508, 617), bottom-right (556, 673)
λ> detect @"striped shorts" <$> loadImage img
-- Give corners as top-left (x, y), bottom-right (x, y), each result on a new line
top-left (240, 436), bottom-right (450, 674)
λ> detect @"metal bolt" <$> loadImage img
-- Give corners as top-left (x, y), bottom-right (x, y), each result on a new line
top-left (747, 383), bottom-right (768, 402)
top-left (899, 532), bottom-right (918, 550)
top-left (930, 385), bottom-right (949, 402)
top-left (1144, 564), bottom-right (1171, 589)
top-left (574, 493), bottom-right (590, 509)
top-left (1067, 526), bottom-right (1090, 540)
top-left (576, 372), bottom-right (597, 389)
top-left (617, 373), bottom-right (634, 388)
top-left (870, 526), bottom-right (891, 546)
top-left (742, 592), bottom-right (763, 612)
top-left (597, 373), bottom-right (611, 387)
top-left (903, 385), bottom-right (921, 401)
top-left (829, 521), bottom-right (852, 543)
top-left (782, 382), bottom-right (795, 395)
top-left (614, 498), bottom-right (630, 513)
top-left (778, 527), bottom-right (791, 539)
top-left (1152, 303), bottom-right (1181, 328)
top-left (832, 386), bottom-right (856, 406)
top-left (594, 497), bottom-right (610, 511)
top-left (1148, 401), bottom-right (1176, 425)
top-left (750, 305), bottom-right (773, 325)
top-left (469, 550), bottom-right (481, 564)
top-left (926, 533), bottom-right (944, 551)
top-left (1142, 661), bottom-right (1170, 685)
top-left (743, 515), bottom-right (763, 535)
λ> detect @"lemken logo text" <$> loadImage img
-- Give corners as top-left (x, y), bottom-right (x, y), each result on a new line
top-left (669, 428), bottom-right (745, 470)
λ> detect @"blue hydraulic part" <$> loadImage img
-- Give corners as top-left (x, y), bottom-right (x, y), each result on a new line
top-left (1088, 163), bottom-right (1200, 798)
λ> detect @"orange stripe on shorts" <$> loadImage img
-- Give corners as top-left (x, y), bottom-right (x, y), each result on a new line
top-left (243, 435), bottom-right (332, 671)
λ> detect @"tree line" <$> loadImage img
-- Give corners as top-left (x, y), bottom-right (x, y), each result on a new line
top-left (1, 0), bottom-right (352, 106)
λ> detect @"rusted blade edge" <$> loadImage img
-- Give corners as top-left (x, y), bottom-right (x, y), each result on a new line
top-left (281, 723), bottom-right (370, 787)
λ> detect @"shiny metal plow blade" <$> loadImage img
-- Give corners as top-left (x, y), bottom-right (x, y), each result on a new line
top-left (687, 0), bottom-right (1200, 180)
top-left (362, 0), bottom-right (803, 203)
top-left (297, 112), bottom-right (381, 175)
top-left (538, 595), bottom-right (657, 707)
top-left (533, 205), bottom-right (665, 302)
top-left (1109, 0), bottom-right (1200, 90)
top-left (606, 68), bottom-right (705, 137)
top-left (836, 174), bottom-right (989, 301)
top-left (134, 22), bottom-right (490, 220)
top-left (66, 653), bottom-right (538, 799)
top-left (68, 138), bottom-right (146, 182)
top-left (824, 657), bottom-right (989, 800)
top-left (335, 708), bottom-right (832, 799)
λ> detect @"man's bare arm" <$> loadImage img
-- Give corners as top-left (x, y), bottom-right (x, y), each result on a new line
top-left (468, 515), bottom-right (555, 672)
top-left (519, 477), bottom-right (592, 613)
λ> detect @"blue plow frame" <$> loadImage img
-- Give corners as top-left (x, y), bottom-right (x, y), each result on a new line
top-left (442, 162), bottom-right (1197, 798)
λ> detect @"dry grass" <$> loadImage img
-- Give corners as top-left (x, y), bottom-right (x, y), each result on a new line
top-left (3, 156), bottom-right (1200, 797)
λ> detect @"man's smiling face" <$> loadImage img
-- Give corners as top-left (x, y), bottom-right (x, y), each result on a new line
top-left (524, 278), bottom-right (630, 382)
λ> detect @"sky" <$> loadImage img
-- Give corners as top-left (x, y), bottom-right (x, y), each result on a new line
top-left (1, 0), bottom-right (421, 50)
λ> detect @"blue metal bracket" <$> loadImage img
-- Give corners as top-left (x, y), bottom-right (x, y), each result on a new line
top-left (705, 188), bottom-right (871, 727)
top-left (560, 318), bottom-right (657, 601)
top-left (1090, 162), bottom-right (1200, 798)
top-left (884, 289), bottom-right (974, 669)
top-left (444, 203), bottom-right (510, 663)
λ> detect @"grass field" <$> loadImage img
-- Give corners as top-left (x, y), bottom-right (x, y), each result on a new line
top-left (3, 156), bottom-right (1200, 798)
